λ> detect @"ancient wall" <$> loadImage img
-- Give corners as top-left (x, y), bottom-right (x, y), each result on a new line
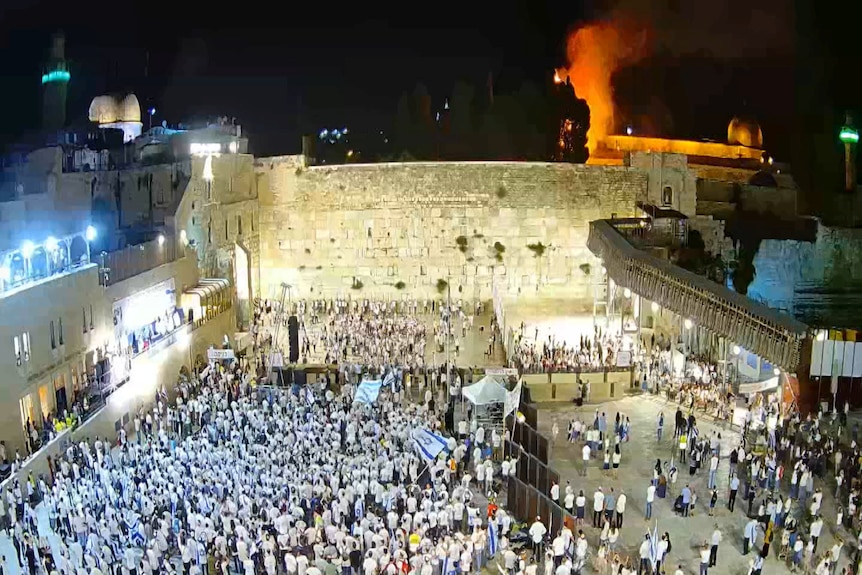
top-left (747, 225), bottom-right (862, 327)
top-left (256, 158), bottom-right (647, 305)
top-left (627, 152), bottom-right (697, 216)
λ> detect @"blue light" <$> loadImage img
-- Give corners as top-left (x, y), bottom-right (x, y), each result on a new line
top-left (41, 69), bottom-right (70, 84)
top-left (149, 107), bottom-right (156, 116)
top-left (86, 225), bottom-right (97, 242)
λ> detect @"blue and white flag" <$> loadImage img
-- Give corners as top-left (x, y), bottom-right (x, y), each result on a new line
top-left (412, 428), bottom-right (449, 463)
top-left (355, 379), bottom-right (383, 404)
top-left (488, 519), bottom-right (498, 556)
top-left (648, 521), bottom-right (659, 568)
top-left (125, 515), bottom-right (146, 547)
top-left (383, 370), bottom-right (398, 393)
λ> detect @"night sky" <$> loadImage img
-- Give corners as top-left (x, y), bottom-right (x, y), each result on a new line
top-left (0, 0), bottom-right (856, 161)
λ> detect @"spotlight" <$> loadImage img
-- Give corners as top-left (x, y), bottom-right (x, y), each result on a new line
top-left (732, 345), bottom-right (741, 355)
top-left (20, 241), bottom-right (35, 259)
top-left (773, 368), bottom-right (781, 376)
top-left (683, 318), bottom-right (693, 330)
top-left (157, 234), bottom-right (165, 246)
top-left (651, 302), bottom-right (659, 313)
top-left (45, 236), bottom-right (58, 252)
top-left (86, 225), bottom-right (98, 242)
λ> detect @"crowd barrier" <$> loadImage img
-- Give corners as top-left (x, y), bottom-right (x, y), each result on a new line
top-left (523, 368), bottom-right (633, 403)
top-left (503, 413), bottom-right (574, 531)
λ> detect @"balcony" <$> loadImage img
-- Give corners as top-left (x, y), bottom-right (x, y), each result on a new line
top-left (98, 235), bottom-right (178, 286)
top-left (0, 230), bottom-right (96, 298)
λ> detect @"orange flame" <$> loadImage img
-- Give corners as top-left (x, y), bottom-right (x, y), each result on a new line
top-left (558, 17), bottom-right (650, 153)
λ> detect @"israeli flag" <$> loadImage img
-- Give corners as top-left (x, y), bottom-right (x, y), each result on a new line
top-left (488, 519), bottom-right (498, 556)
top-left (412, 428), bottom-right (449, 463)
top-left (125, 515), bottom-right (146, 547)
top-left (648, 522), bottom-right (659, 568)
top-left (383, 370), bottom-right (397, 392)
top-left (355, 380), bottom-right (383, 404)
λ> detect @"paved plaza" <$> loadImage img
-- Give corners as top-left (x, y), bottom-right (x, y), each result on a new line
top-left (534, 394), bottom-right (850, 575)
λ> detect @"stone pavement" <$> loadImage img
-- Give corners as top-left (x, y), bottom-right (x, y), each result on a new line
top-left (534, 394), bottom-right (853, 575)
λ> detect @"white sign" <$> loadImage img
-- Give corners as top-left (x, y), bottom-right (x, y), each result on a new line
top-left (616, 350), bottom-right (632, 367)
top-left (207, 348), bottom-right (235, 360)
top-left (485, 368), bottom-right (518, 377)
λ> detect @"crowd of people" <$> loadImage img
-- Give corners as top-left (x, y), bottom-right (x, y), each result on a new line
top-left (512, 327), bottom-right (626, 374)
top-left (0, 355), bottom-right (537, 575)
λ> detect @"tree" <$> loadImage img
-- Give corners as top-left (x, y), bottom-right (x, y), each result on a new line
top-left (551, 77), bottom-right (589, 163)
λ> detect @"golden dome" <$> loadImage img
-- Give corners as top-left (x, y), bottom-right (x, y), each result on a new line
top-left (88, 95), bottom-right (118, 124)
top-left (121, 94), bottom-right (141, 123)
top-left (727, 117), bottom-right (763, 149)
top-left (88, 93), bottom-right (142, 124)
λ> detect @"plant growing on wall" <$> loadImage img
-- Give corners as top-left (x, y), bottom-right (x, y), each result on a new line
top-left (394, 281), bottom-right (406, 290)
top-left (493, 241), bottom-right (505, 263)
top-left (579, 263), bottom-right (591, 275)
top-left (299, 265), bottom-right (306, 271)
top-left (496, 185), bottom-right (507, 199)
top-left (436, 278), bottom-right (448, 293)
top-left (351, 277), bottom-right (364, 290)
top-left (456, 236), bottom-right (468, 253)
top-left (527, 242), bottom-right (547, 258)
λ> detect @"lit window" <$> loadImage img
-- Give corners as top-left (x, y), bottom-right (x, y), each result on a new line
top-left (22, 332), bottom-right (30, 362)
top-left (662, 186), bottom-right (673, 206)
top-left (13, 336), bottom-right (20, 366)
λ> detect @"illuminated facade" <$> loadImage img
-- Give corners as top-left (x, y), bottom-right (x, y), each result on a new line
top-left (42, 33), bottom-right (69, 132)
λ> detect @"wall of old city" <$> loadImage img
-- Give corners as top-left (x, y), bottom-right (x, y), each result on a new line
top-left (256, 157), bottom-right (648, 305)
top-left (747, 224), bottom-right (862, 327)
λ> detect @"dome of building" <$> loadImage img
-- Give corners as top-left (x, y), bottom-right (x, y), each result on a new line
top-left (89, 95), bottom-right (119, 124)
top-left (727, 116), bottom-right (763, 149)
top-left (88, 93), bottom-right (142, 125)
top-left (120, 94), bottom-right (141, 123)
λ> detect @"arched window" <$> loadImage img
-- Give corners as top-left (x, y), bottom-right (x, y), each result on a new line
top-left (662, 186), bottom-right (673, 206)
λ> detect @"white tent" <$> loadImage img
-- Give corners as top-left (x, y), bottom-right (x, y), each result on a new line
top-left (461, 375), bottom-right (507, 405)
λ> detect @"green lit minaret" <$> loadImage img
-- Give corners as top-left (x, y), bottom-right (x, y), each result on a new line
top-left (42, 33), bottom-right (70, 131)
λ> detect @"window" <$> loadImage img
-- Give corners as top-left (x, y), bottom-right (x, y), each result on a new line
top-left (207, 220), bottom-right (212, 244)
top-left (205, 181), bottom-right (212, 200)
top-left (662, 186), bottom-right (673, 206)
top-left (251, 213), bottom-right (256, 232)
top-left (225, 219), bottom-right (229, 241)
top-left (83, 307), bottom-right (88, 333)
top-left (237, 215), bottom-right (243, 236)
top-left (13, 336), bottom-right (21, 366)
top-left (89, 304), bottom-right (94, 331)
top-left (58, 318), bottom-right (64, 346)
top-left (50, 321), bottom-right (56, 349)
top-left (22, 332), bottom-right (30, 361)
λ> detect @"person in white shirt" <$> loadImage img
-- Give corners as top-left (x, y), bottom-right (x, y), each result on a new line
top-left (550, 482), bottom-right (560, 504)
top-left (638, 535), bottom-right (651, 575)
top-left (645, 483), bottom-right (655, 520)
top-left (581, 445), bottom-right (590, 477)
top-left (699, 543), bottom-right (710, 575)
top-left (529, 517), bottom-right (547, 557)
top-left (709, 525), bottom-right (722, 567)
top-left (615, 492), bottom-right (626, 528)
top-left (592, 489), bottom-right (604, 528)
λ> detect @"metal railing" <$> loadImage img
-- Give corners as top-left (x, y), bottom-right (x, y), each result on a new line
top-left (100, 236), bottom-right (178, 286)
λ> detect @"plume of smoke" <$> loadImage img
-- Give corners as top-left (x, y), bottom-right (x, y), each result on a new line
top-left (557, 15), bottom-right (650, 151)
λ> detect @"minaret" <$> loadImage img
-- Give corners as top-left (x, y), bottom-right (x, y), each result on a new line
top-left (839, 113), bottom-right (859, 192)
top-left (42, 33), bottom-right (70, 131)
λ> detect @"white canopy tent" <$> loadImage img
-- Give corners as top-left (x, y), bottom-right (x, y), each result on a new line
top-left (461, 375), bottom-right (507, 405)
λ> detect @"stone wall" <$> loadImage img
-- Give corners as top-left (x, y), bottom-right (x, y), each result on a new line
top-left (628, 152), bottom-right (697, 216)
top-left (256, 158), bottom-right (648, 304)
top-left (747, 225), bottom-right (862, 327)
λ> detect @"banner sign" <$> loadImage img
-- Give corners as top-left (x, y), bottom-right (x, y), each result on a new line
top-left (485, 368), bottom-right (518, 377)
top-left (207, 349), bottom-right (235, 360)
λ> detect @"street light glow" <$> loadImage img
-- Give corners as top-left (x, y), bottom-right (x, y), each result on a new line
top-left (45, 236), bottom-right (58, 252)
top-left (157, 234), bottom-right (165, 246)
top-left (86, 225), bottom-right (98, 242)
top-left (683, 318), bottom-right (693, 330)
top-left (773, 368), bottom-right (781, 376)
top-left (732, 345), bottom-right (741, 355)
top-left (840, 127), bottom-right (859, 144)
top-left (20, 241), bottom-right (35, 259)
